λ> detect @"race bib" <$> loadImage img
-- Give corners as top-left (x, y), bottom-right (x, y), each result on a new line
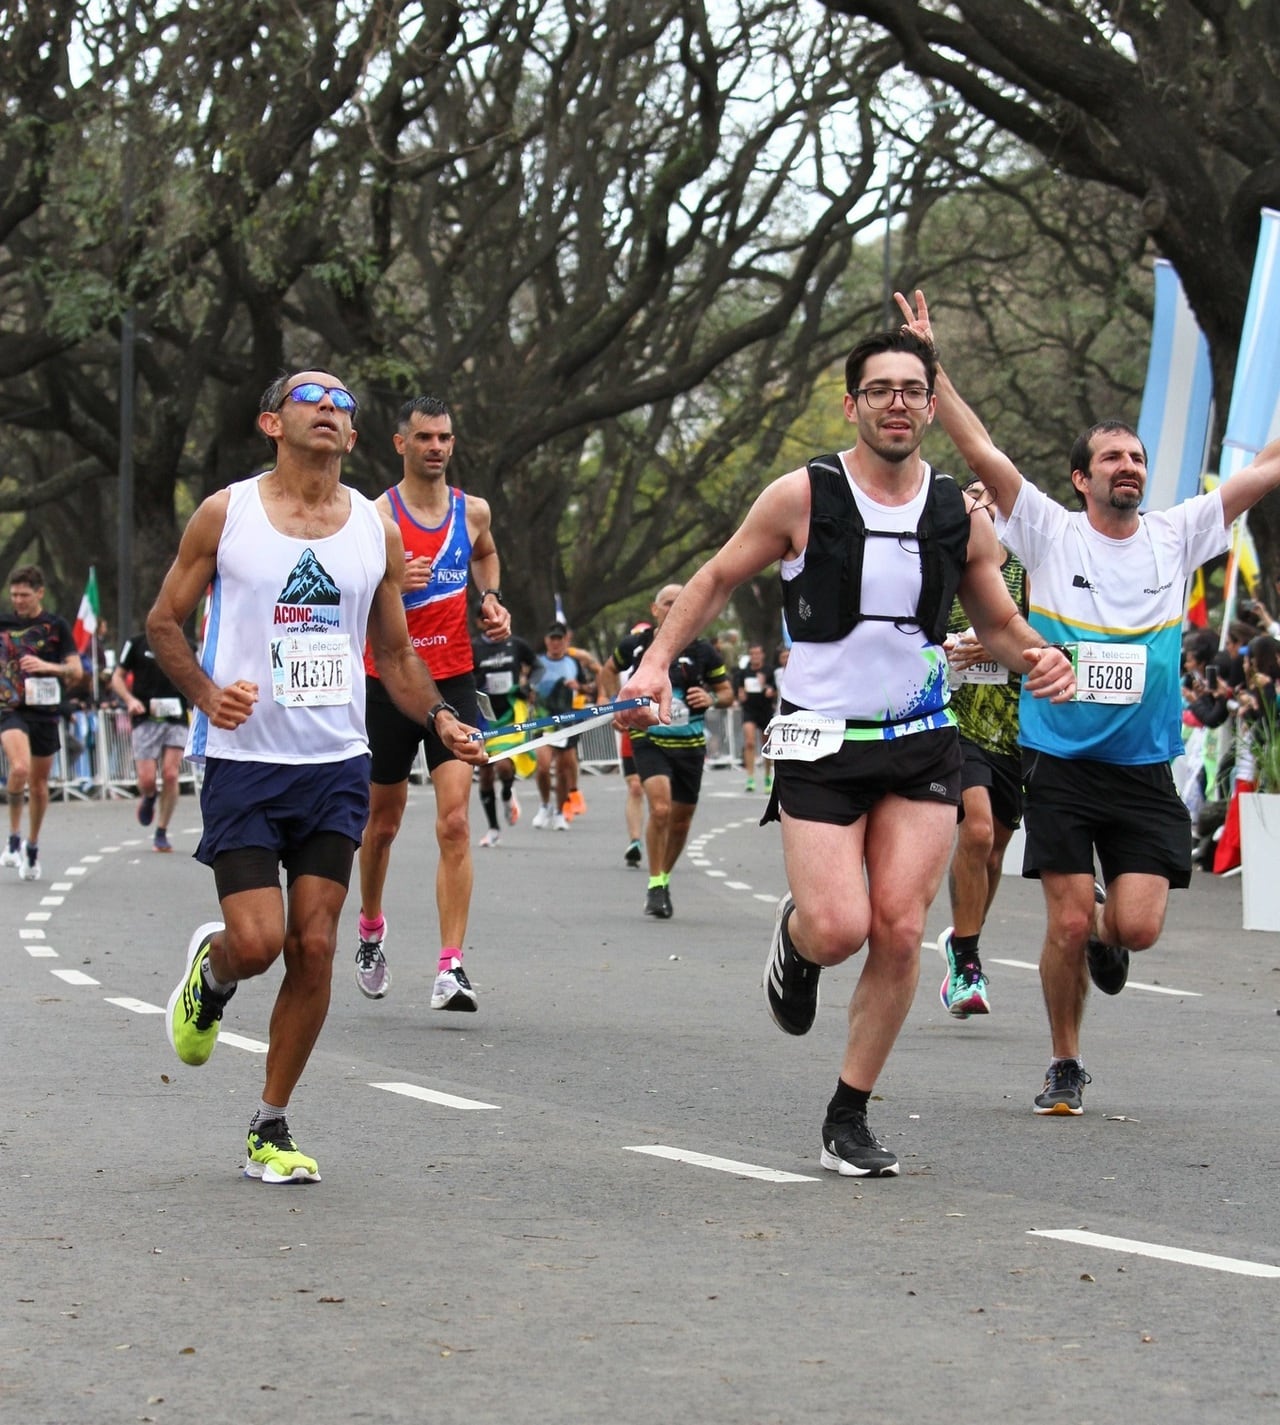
top-left (951, 659), bottom-right (1007, 686)
top-left (669, 692), bottom-right (690, 725)
top-left (149, 697), bottom-right (183, 720)
top-left (23, 676), bottom-right (60, 706)
top-left (1071, 641), bottom-right (1146, 705)
top-left (270, 633), bottom-right (352, 708)
top-left (485, 671), bottom-right (514, 695)
top-left (762, 711), bottom-right (847, 762)
top-left (743, 675), bottom-right (763, 694)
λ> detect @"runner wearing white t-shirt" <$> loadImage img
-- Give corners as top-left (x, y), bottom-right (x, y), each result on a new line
top-left (900, 286), bottom-right (1280, 1118)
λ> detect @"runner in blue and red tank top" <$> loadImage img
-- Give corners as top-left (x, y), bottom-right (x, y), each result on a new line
top-left (356, 395), bottom-right (509, 1010)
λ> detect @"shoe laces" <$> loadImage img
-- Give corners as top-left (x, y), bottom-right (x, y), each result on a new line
top-left (251, 1116), bottom-right (295, 1151)
top-left (827, 1106), bottom-right (884, 1149)
top-left (958, 964), bottom-right (985, 988)
top-left (1045, 1059), bottom-right (1091, 1093)
top-left (356, 937), bottom-right (383, 969)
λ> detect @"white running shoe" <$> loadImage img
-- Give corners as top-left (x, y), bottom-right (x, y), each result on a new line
top-left (431, 958), bottom-right (478, 1012)
top-left (504, 788), bottom-right (521, 826)
top-left (479, 827), bottom-right (501, 848)
top-left (531, 805), bottom-right (552, 830)
top-left (0, 841), bottom-right (21, 869)
top-left (18, 842), bottom-right (40, 882)
top-left (553, 812), bottom-right (570, 831)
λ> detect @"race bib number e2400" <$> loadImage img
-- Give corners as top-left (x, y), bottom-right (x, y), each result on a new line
top-left (761, 711), bottom-right (847, 762)
top-left (270, 633), bottom-right (352, 708)
top-left (1071, 641), bottom-right (1146, 705)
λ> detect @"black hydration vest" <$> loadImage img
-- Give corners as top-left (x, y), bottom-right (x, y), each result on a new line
top-left (782, 455), bottom-right (970, 646)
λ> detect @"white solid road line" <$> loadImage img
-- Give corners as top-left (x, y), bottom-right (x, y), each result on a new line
top-left (371, 1081), bottom-right (500, 1110)
top-left (624, 1144), bottom-right (817, 1183)
top-left (1029, 1229), bottom-right (1280, 1279)
top-left (989, 956), bottom-right (1201, 996)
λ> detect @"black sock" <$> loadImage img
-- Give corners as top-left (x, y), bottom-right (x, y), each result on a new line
top-left (480, 787), bottom-right (498, 830)
top-left (500, 781), bottom-right (513, 802)
top-left (827, 1079), bottom-right (871, 1119)
top-left (950, 932), bottom-right (981, 967)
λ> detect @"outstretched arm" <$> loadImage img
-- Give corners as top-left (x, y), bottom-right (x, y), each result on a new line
top-left (895, 288), bottom-right (1026, 520)
top-left (1218, 437), bottom-right (1280, 527)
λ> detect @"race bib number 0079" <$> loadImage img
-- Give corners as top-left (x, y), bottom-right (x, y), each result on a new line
top-left (1071, 641), bottom-right (1146, 705)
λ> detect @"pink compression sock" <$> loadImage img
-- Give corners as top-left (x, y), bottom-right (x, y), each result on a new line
top-left (359, 913), bottom-right (385, 940)
top-left (438, 946), bottom-right (461, 972)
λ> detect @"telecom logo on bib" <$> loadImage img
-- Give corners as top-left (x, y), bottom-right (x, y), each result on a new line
top-left (274, 549), bottom-right (341, 630)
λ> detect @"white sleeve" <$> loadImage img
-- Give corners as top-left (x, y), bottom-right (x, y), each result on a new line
top-left (993, 481), bottom-right (1071, 576)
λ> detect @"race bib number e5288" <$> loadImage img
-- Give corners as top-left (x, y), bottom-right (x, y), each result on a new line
top-left (270, 633), bottom-right (352, 708)
top-left (1072, 641), bottom-right (1146, 705)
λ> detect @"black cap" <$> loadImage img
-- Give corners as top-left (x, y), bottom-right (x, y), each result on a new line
top-left (547, 621), bottom-right (568, 636)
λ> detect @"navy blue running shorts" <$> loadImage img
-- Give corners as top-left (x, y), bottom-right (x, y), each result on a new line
top-left (195, 755), bottom-right (371, 870)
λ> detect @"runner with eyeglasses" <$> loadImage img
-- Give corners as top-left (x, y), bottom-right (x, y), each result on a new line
top-left (148, 369), bottom-right (484, 1184)
top-left (618, 327), bottom-right (1076, 1176)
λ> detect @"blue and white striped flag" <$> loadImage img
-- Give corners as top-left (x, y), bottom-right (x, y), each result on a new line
top-left (1137, 258), bottom-right (1214, 512)
top-left (1219, 208), bottom-right (1280, 484)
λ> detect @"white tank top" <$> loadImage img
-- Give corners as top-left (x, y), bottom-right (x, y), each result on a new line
top-left (780, 463), bottom-right (953, 731)
top-left (187, 475), bottom-right (386, 764)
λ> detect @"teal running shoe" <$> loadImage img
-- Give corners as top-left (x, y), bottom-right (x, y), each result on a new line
top-left (937, 926), bottom-right (990, 1018)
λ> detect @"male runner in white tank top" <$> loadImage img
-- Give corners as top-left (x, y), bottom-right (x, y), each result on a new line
top-left (619, 329), bottom-right (1076, 1177)
top-left (147, 369), bottom-right (484, 1184)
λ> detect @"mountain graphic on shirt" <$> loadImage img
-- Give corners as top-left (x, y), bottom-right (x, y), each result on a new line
top-left (278, 550), bottom-right (341, 605)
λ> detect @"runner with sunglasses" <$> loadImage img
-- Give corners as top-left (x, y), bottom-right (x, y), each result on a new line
top-left (148, 369), bottom-right (484, 1184)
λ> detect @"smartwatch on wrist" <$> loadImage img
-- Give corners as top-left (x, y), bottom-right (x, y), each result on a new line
top-left (480, 588), bottom-right (503, 604)
top-left (426, 700), bottom-right (458, 732)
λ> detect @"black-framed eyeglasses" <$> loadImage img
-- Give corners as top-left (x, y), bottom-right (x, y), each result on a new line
top-left (851, 383), bottom-right (933, 410)
top-left (280, 383), bottom-right (358, 412)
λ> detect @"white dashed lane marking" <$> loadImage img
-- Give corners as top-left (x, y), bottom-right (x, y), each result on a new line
top-left (1029, 1229), bottom-right (1280, 1279)
top-left (371, 1082), bottom-right (500, 1111)
top-left (624, 1144), bottom-right (817, 1183)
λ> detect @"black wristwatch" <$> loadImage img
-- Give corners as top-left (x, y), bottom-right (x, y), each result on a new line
top-left (426, 700), bottom-right (458, 731)
top-left (479, 588), bottom-right (503, 604)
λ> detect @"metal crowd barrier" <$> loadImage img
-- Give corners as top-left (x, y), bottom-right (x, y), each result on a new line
top-left (0, 708), bottom-right (199, 802)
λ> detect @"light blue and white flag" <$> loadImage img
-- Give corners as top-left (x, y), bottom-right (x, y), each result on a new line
top-left (1220, 208), bottom-right (1280, 484)
top-left (1217, 207), bottom-right (1280, 634)
top-left (1138, 258), bottom-right (1215, 511)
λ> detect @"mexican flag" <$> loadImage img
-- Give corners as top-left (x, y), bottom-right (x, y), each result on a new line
top-left (72, 567), bottom-right (100, 655)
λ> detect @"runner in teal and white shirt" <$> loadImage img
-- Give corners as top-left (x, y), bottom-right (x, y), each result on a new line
top-left (900, 284), bottom-right (1280, 1119)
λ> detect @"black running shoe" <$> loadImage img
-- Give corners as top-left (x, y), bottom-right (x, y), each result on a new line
top-left (624, 840), bottom-right (643, 868)
top-left (644, 885), bottom-right (673, 919)
top-left (1086, 937), bottom-right (1129, 995)
top-left (1033, 1059), bottom-right (1092, 1115)
top-left (820, 1108), bottom-right (899, 1177)
top-left (763, 893), bottom-right (820, 1035)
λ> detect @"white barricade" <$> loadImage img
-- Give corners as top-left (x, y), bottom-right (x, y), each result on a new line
top-left (0, 708), bottom-right (198, 801)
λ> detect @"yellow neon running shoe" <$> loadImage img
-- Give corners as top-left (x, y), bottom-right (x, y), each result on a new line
top-left (165, 922), bottom-right (233, 1066)
top-left (244, 1118), bottom-right (321, 1184)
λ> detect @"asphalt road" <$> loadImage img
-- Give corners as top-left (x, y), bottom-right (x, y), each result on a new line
top-left (3, 768), bottom-right (1278, 1425)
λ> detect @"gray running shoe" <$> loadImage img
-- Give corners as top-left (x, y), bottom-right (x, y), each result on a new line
top-left (355, 922), bottom-right (391, 1000)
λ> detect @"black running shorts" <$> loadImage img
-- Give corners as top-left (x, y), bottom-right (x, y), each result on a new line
top-left (1020, 748), bottom-right (1191, 889)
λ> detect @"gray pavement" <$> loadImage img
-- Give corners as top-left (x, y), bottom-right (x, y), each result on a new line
top-left (2, 769), bottom-right (1278, 1425)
